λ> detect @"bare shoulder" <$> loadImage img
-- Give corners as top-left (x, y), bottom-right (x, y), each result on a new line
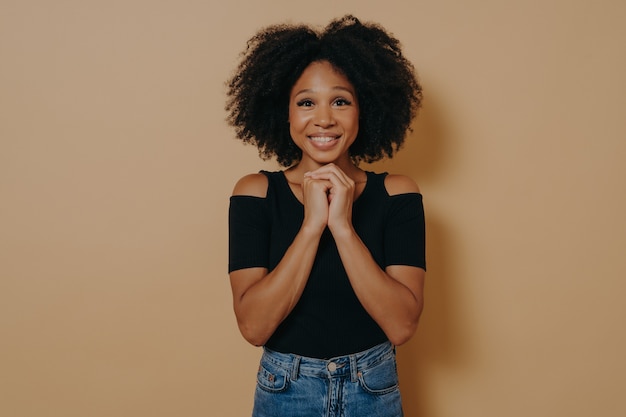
top-left (231, 173), bottom-right (269, 198)
top-left (384, 174), bottom-right (421, 196)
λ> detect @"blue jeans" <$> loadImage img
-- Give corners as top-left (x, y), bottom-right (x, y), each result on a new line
top-left (252, 342), bottom-right (404, 417)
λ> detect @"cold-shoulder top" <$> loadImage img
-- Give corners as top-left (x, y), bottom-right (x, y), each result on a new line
top-left (228, 170), bottom-right (425, 359)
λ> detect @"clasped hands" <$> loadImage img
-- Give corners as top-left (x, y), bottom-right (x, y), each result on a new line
top-left (301, 164), bottom-right (356, 235)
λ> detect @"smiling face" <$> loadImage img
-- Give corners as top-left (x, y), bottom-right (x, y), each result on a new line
top-left (288, 60), bottom-right (359, 169)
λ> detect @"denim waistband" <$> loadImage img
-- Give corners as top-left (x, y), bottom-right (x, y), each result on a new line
top-left (261, 341), bottom-right (395, 383)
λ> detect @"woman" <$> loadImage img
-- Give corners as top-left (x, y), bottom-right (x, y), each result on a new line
top-left (226, 15), bottom-right (426, 417)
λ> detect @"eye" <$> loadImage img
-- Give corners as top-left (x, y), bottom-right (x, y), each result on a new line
top-left (333, 98), bottom-right (352, 106)
top-left (296, 99), bottom-right (314, 107)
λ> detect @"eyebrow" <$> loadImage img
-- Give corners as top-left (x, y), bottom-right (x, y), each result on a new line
top-left (293, 86), bottom-right (356, 96)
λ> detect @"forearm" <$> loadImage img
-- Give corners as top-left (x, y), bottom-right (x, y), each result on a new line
top-left (233, 224), bottom-right (322, 346)
top-left (333, 228), bottom-right (424, 345)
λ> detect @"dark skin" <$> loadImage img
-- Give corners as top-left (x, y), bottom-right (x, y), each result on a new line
top-left (229, 61), bottom-right (425, 347)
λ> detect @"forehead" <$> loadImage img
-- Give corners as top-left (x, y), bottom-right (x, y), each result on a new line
top-left (291, 61), bottom-right (355, 94)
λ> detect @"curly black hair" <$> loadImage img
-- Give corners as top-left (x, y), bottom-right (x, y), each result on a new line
top-left (225, 15), bottom-right (422, 167)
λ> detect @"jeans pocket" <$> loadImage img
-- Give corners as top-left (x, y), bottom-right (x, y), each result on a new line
top-left (256, 357), bottom-right (290, 393)
top-left (357, 356), bottom-right (399, 395)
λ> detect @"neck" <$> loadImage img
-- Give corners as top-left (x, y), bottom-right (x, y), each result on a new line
top-left (288, 157), bottom-right (363, 181)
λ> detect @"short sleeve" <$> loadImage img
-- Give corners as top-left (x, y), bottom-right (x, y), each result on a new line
top-left (228, 196), bottom-right (271, 273)
top-left (383, 193), bottom-right (426, 270)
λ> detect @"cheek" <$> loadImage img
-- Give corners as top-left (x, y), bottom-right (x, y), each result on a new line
top-left (341, 112), bottom-right (359, 132)
top-left (288, 112), bottom-right (309, 131)
top-left (288, 123), bottom-right (296, 140)
top-left (288, 118), bottom-right (305, 142)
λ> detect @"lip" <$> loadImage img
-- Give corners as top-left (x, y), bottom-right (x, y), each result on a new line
top-left (308, 135), bottom-right (339, 142)
top-left (307, 131), bottom-right (341, 141)
top-left (307, 134), bottom-right (341, 148)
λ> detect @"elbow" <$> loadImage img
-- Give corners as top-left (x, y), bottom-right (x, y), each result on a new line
top-left (241, 333), bottom-right (266, 348)
top-left (234, 301), bottom-right (284, 347)
top-left (388, 303), bottom-right (424, 346)
top-left (237, 320), bottom-right (270, 347)
top-left (388, 322), bottom-right (418, 346)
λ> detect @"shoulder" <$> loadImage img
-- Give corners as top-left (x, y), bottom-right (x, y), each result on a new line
top-left (231, 172), bottom-right (269, 198)
top-left (383, 174), bottom-right (421, 196)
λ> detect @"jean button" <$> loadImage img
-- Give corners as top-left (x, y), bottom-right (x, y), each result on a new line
top-left (327, 362), bottom-right (337, 372)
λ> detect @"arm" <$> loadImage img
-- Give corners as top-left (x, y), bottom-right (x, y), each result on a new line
top-left (332, 235), bottom-right (425, 346)
top-left (229, 173), bottom-right (326, 346)
top-left (336, 174), bottom-right (425, 345)
top-left (305, 168), bottom-right (425, 345)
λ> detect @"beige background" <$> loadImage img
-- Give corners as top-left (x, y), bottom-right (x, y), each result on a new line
top-left (1, 0), bottom-right (625, 416)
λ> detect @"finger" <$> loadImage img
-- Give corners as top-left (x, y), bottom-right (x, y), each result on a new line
top-left (302, 177), bottom-right (333, 201)
top-left (306, 169), bottom-right (352, 190)
top-left (305, 164), bottom-right (351, 183)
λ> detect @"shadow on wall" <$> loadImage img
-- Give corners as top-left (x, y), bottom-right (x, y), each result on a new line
top-left (366, 93), bottom-right (465, 417)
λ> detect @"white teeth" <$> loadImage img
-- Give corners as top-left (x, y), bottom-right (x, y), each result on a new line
top-left (309, 136), bottom-right (336, 143)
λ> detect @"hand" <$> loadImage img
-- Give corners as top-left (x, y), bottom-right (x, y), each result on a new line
top-left (301, 170), bottom-right (331, 234)
top-left (303, 164), bottom-right (355, 235)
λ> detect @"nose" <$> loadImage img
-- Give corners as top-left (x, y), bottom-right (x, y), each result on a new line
top-left (314, 105), bottom-right (335, 127)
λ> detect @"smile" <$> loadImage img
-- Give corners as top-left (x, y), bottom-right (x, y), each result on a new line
top-left (308, 136), bottom-right (339, 143)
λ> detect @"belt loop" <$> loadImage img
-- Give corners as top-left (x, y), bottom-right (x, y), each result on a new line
top-left (349, 354), bottom-right (358, 383)
top-left (291, 355), bottom-right (301, 381)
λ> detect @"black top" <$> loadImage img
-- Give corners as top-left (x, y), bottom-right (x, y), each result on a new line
top-left (229, 170), bottom-right (426, 358)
